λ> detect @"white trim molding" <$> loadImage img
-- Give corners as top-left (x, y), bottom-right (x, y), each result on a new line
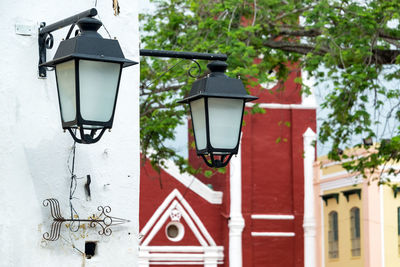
top-left (246, 69), bottom-right (317, 110)
top-left (251, 214), bottom-right (294, 220)
top-left (320, 176), bottom-right (363, 192)
top-left (139, 246), bottom-right (224, 266)
top-left (321, 155), bottom-right (364, 168)
top-left (251, 232), bottom-right (295, 237)
top-left (321, 170), bottom-right (349, 180)
top-left (246, 102), bottom-right (317, 110)
top-left (162, 160), bottom-right (223, 204)
top-left (165, 221), bottom-right (185, 242)
top-left (229, 140), bottom-right (245, 267)
top-left (139, 189), bottom-right (223, 267)
top-left (142, 200), bottom-right (209, 246)
top-left (303, 128), bottom-right (317, 267)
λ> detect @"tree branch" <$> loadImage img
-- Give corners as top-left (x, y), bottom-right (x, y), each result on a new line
top-left (275, 5), bottom-right (315, 21)
top-left (141, 104), bottom-right (167, 117)
top-left (268, 25), bottom-right (400, 42)
top-left (263, 39), bottom-right (328, 55)
top-left (382, 37), bottom-right (400, 48)
top-left (140, 84), bottom-right (184, 96)
top-left (378, 29), bottom-right (400, 41)
top-left (372, 48), bottom-right (400, 64)
top-left (263, 24), bottom-right (322, 37)
top-left (263, 40), bottom-right (400, 64)
top-left (277, 27), bottom-right (322, 37)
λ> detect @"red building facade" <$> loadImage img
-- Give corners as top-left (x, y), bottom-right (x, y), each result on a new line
top-left (138, 67), bottom-right (317, 267)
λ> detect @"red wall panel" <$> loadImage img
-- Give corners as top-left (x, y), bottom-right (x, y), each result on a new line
top-left (141, 65), bottom-right (316, 267)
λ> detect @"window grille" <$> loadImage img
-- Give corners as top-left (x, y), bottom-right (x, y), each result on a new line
top-left (397, 207), bottom-right (400, 255)
top-left (350, 207), bottom-right (361, 256)
top-left (328, 211), bottom-right (339, 259)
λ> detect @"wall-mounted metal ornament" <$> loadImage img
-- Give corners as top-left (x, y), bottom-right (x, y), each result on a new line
top-left (43, 198), bottom-right (129, 241)
top-left (170, 208), bottom-right (182, 222)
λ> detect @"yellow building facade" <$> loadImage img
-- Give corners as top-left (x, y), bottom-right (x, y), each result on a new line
top-left (314, 154), bottom-right (400, 267)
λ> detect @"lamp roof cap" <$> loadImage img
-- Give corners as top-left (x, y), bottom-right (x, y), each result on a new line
top-left (207, 61), bottom-right (227, 73)
top-left (178, 61), bottom-right (258, 103)
top-left (40, 17), bottom-right (137, 68)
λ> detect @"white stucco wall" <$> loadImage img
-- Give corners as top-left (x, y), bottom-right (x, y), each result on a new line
top-left (0, 1), bottom-right (140, 266)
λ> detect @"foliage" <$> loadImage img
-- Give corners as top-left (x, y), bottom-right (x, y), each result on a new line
top-left (140, 0), bottom-right (400, 182)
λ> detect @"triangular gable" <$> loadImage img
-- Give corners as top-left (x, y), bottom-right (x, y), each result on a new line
top-left (141, 152), bottom-right (223, 205)
top-left (140, 189), bottom-right (217, 246)
top-left (162, 159), bottom-right (223, 204)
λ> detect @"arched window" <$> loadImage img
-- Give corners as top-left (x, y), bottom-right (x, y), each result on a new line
top-left (397, 207), bottom-right (400, 255)
top-left (350, 207), bottom-right (361, 256)
top-left (328, 211), bottom-right (339, 258)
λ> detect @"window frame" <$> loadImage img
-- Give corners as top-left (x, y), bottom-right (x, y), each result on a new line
top-left (328, 211), bottom-right (339, 259)
top-left (397, 207), bottom-right (400, 255)
top-left (350, 207), bottom-right (361, 257)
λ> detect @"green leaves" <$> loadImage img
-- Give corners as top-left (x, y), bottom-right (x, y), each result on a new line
top-left (139, 0), bottom-right (274, 172)
top-left (140, 0), bottom-right (400, 182)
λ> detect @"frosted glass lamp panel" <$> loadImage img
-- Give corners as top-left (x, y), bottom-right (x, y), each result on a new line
top-left (79, 60), bottom-right (121, 122)
top-left (56, 60), bottom-right (76, 122)
top-left (190, 98), bottom-right (207, 150)
top-left (208, 98), bottom-right (244, 149)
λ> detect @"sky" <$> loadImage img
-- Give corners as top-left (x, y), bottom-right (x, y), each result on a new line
top-left (139, 0), bottom-right (153, 14)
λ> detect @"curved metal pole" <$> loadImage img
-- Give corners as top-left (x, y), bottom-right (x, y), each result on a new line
top-left (39, 8), bottom-right (97, 35)
top-left (38, 8), bottom-right (98, 78)
top-left (140, 49), bottom-right (228, 61)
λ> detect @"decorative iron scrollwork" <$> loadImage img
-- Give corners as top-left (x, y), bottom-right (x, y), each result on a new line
top-left (42, 198), bottom-right (129, 241)
top-left (187, 59), bottom-right (202, 78)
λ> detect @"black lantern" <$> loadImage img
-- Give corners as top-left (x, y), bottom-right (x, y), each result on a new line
top-left (179, 61), bottom-right (258, 168)
top-left (40, 17), bottom-right (137, 144)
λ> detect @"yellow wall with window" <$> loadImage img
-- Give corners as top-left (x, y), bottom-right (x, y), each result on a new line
top-left (382, 185), bottom-right (400, 267)
top-left (323, 185), bottom-right (364, 267)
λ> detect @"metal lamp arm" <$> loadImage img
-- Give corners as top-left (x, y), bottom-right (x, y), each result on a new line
top-left (38, 8), bottom-right (98, 78)
top-left (139, 49), bottom-right (227, 61)
top-left (38, 7), bottom-right (228, 78)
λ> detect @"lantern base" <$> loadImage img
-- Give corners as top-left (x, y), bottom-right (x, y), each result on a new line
top-left (200, 154), bottom-right (233, 168)
top-left (67, 128), bottom-right (107, 144)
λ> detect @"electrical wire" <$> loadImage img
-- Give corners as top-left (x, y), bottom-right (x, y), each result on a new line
top-left (93, 0), bottom-right (112, 39)
top-left (60, 234), bottom-right (85, 255)
top-left (143, 59), bottom-right (186, 90)
top-left (67, 136), bottom-right (84, 232)
top-left (59, 135), bottom-right (86, 253)
top-left (174, 176), bottom-right (196, 210)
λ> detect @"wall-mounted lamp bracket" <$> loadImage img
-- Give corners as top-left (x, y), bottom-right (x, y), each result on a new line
top-left (38, 8), bottom-right (98, 78)
top-left (38, 8), bottom-right (244, 154)
top-left (139, 49), bottom-right (228, 61)
top-left (139, 49), bottom-right (228, 80)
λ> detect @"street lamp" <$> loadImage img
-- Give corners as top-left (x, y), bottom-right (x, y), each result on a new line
top-left (39, 9), bottom-right (257, 169)
top-left (39, 15), bottom-right (137, 144)
top-left (178, 61), bottom-right (258, 168)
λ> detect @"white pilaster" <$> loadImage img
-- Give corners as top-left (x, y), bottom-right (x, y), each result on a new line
top-left (380, 185), bottom-right (385, 267)
top-left (229, 141), bottom-right (245, 267)
top-left (303, 128), bottom-right (317, 267)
